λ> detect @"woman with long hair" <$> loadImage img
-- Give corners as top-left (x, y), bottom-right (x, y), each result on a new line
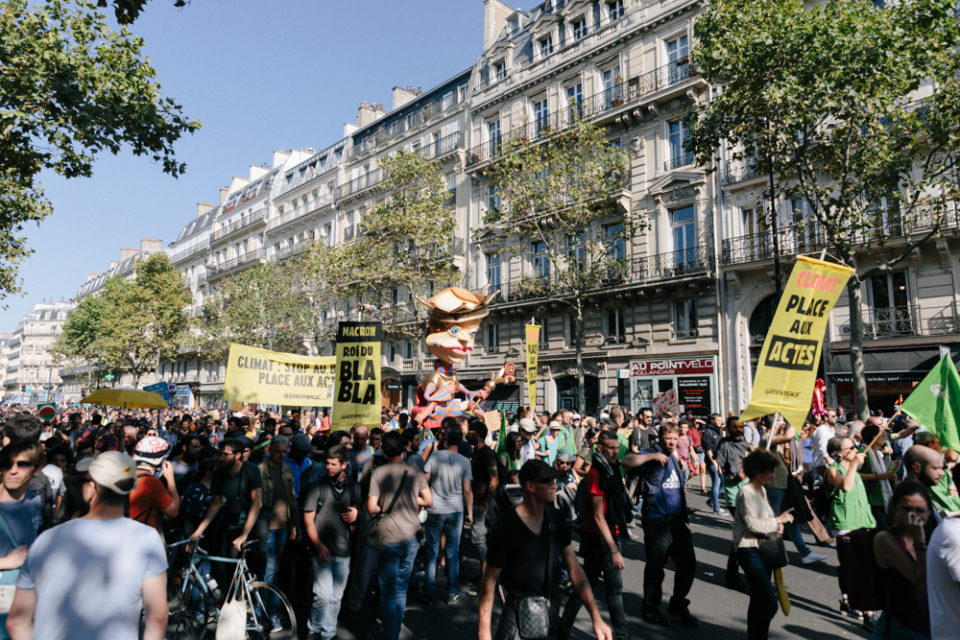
top-left (871, 481), bottom-right (932, 640)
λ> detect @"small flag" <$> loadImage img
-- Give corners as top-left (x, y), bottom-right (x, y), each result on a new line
top-left (900, 355), bottom-right (960, 452)
top-left (37, 403), bottom-right (56, 423)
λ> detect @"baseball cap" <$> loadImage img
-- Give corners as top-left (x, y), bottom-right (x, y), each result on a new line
top-left (519, 459), bottom-right (563, 485)
top-left (519, 418), bottom-right (538, 433)
top-left (291, 433), bottom-right (312, 452)
top-left (133, 436), bottom-right (171, 466)
top-left (77, 451), bottom-right (138, 495)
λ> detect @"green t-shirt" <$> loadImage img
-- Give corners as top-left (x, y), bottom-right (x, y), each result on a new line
top-left (930, 469), bottom-right (960, 514)
top-left (826, 462), bottom-right (877, 532)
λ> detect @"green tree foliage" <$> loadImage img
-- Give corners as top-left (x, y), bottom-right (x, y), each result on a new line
top-left (198, 260), bottom-right (312, 358)
top-left (0, 0), bottom-right (199, 298)
top-left (57, 253), bottom-right (190, 386)
top-left (481, 116), bottom-right (632, 412)
top-left (303, 150), bottom-right (460, 355)
top-left (687, 0), bottom-right (960, 420)
top-left (97, 0), bottom-right (187, 25)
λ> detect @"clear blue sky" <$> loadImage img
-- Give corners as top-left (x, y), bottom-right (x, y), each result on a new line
top-left (1, 0), bottom-right (537, 330)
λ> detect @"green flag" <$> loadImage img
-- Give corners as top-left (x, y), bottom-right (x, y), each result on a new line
top-left (495, 410), bottom-right (508, 457)
top-left (900, 354), bottom-right (960, 452)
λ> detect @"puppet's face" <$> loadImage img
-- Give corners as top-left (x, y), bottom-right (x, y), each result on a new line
top-left (425, 321), bottom-right (481, 364)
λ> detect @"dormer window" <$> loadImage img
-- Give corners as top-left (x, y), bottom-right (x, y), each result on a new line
top-left (493, 59), bottom-right (507, 81)
top-left (539, 36), bottom-right (554, 58)
top-left (572, 17), bottom-right (587, 40)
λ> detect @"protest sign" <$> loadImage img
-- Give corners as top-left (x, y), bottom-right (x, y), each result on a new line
top-left (223, 343), bottom-right (336, 407)
top-left (525, 324), bottom-right (540, 408)
top-left (653, 388), bottom-right (678, 416)
top-left (331, 322), bottom-right (382, 428)
top-left (143, 381), bottom-right (172, 407)
top-left (37, 403), bottom-right (56, 423)
top-left (741, 256), bottom-right (854, 429)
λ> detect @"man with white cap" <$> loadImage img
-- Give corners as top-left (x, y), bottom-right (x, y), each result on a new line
top-left (129, 435), bottom-right (180, 533)
top-left (7, 451), bottom-right (168, 640)
top-left (518, 418), bottom-right (539, 463)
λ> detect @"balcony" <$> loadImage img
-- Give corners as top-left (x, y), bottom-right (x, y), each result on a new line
top-left (268, 195), bottom-right (334, 233)
top-left (418, 131), bottom-right (464, 162)
top-left (663, 152), bottom-right (695, 173)
top-left (632, 245), bottom-right (712, 281)
top-left (862, 306), bottom-right (919, 339)
top-left (336, 169), bottom-right (384, 200)
top-left (207, 249), bottom-right (263, 278)
top-left (721, 224), bottom-right (826, 266)
top-left (672, 327), bottom-right (700, 340)
top-left (343, 224), bottom-right (360, 242)
top-left (723, 158), bottom-right (763, 185)
top-left (467, 59), bottom-right (702, 169)
top-left (210, 211), bottom-right (266, 244)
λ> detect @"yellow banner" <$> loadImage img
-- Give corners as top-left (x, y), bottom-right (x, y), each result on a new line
top-left (525, 324), bottom-right (540, 409)
top-left (331, 322), bottom-right (382, 428)
top-left (223, 343), bottom-right (335, 407)
top-left (741, 256), bottom-right (854, 429)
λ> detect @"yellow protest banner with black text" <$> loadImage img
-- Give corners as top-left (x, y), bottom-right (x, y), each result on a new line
top-left (331, 321), bottom-right (382, 428)
top-left (224, 343), bottom-right (336, 407)
top-left (525, 324), bottom-right (540, 408)
top-left (740, 256), bottom-right (854, 430)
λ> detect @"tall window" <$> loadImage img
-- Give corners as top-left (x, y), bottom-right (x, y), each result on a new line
top-left (494, 59), bottom-right (507, 81)
top-left (671, 205), bottom-right (696, 266)
top-left (533, 241), bottom-right (550, 281)
top-left (741, 207), bottom-right (770, 261)
top-left (487, 119), bottom-right (502, 154)
top-left (790, 198), bottom-right (819, 252)
top-left (539, 36), bottom-right (554, 58)
top-left (566, 233), bottom-right (585, 269)
top-left (486, 323), bottom-right (499, 353)
top-left (602, 67), bottom-right (621, 108)
top-left (607, 0), bottom-right (624, 20)
top-left (606, 308), bottom-right (626, 344)
top-left (673, 299), bottom-right (698, 339)
top-left (666, 34), bottom-right (690, 84)
top-left (572, 17), bottom-right (587, 40)
top-left (486, 253), bottom-right (502, 289)
top-left (866, 270), bottom-right (912, 337)
top-left (533, 98), bottom-right (549, 136)
top-left (604, 222), bottom-right (626, 278)
top-left (566, 83), bottom-right (583, 121)
top-left (487, 184), bottom-right (501, 211)
top-left (668, 120), bottom-right (691, 169)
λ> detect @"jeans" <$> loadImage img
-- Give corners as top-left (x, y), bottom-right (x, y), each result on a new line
top-left (736, 547), bottom-right (778, 640)
top-left (308, 555), bottom-right (351, 638)
top-left (470, 505), bottom-right (489, 562)
top-left (641, 515), bottom-right (696, 612)
top-left (262, 527), bottom-right (288, 619)
top-left (708, 463), bottom-right (723, 512)
top-left (765, 488), bottom-right (811, 557)
top-left (345, 520), bottom-right (378, 613)
top-left (378, 536), bottom-right (420, 640)
top-left (561, 533), bottom-right (628, 640)
top-left (872, 612), bottom-right (931, 640)
top-left (423, 510), bottom-right (464, 597)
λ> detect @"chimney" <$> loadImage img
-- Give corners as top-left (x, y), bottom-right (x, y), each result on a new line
top-left (197, 201), bottom-right (214, 217)
top-left (139, 238), bottom-right (162, 253)
top-left (343, 122), bottom-right (358, 137)
top-left (119, 246), bottom-right (137, 261)
top-left (483, 0), bottom-right (514, 51)
top-left (357, 101), bottom-right (388, 128)
top-left (219, 187), bottom-right (229, 204)
top-left (392, 85), bottom-right (423, 110)
top-left (110, 260), bottom-right (119, 270)
top-left (249, 165), bottom-right (269, 181)
top-left (272, 150), bottom-right (292, 169)
top-left (87, 272), bottom-right (98, 282)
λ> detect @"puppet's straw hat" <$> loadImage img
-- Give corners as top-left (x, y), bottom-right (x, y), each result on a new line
top-left (416, 286), bottom-right (499, 325)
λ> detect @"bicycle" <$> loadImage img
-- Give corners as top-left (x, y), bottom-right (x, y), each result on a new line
top-left (166, 538), bottom-right (297, 639)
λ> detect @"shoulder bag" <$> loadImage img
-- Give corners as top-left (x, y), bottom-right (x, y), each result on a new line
top-left (365, 469), bottom-right (408, 549)
top-left (515, 512), bottom-right (555, 639)
top-left (757, 532), bottom-right (788, 571)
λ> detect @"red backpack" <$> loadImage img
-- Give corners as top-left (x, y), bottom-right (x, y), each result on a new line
top-left (836, 528), bottom-right (883, 611)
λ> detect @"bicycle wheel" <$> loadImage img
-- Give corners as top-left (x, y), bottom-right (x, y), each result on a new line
top-left (245, 582), bottom-right (297, 640)
top-left (167, 573), bottom-right (214, 640)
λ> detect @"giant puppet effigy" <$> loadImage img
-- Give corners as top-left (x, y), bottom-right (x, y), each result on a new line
top-left (410, 286), bottom-right (501, 429)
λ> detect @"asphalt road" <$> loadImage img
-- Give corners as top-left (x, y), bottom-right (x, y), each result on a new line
top-left (327, 498), bottom-right (873, 640)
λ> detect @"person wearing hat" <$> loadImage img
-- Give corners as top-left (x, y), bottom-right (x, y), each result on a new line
top-left (7, 451), bottom-right (169, 640)
top-left (518, 418), bottom-right (539, 464)
top-left (480, 460), bottom-right (612, 640)
top-left (129, 436), bottom-right (180, 533)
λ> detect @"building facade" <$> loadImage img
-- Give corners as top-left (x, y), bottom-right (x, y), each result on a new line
top-left (3, 301), bottom-right (75, 404)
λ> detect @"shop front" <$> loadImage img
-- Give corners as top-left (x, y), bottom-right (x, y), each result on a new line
top-left (629, 356), bottom-right (718, 419)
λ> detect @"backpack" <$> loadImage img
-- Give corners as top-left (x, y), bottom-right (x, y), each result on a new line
top-left (568, 476), bottom-right (593, 531)
top-left (836, 528), bottom-right (883, 611)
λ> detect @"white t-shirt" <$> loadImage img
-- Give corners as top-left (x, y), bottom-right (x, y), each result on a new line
top-left (18, 517), bottom-right (167, 640)
top-left (40, 464), bottom-right (65, 497)
top-left (811, 424), bottom-right (834, 470)
top-left (927, 516), bottom-right (960, 639)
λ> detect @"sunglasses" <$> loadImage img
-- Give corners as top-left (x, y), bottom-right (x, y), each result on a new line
top-left (2, 461), bottom-right (35, 471)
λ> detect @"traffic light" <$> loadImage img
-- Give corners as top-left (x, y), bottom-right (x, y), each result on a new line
top-left (20, 383), bottom-right (25, 393)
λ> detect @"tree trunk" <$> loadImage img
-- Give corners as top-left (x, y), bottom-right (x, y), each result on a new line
top-left (575, 304), bottom-right (586, 414)
top-left (846, 276), bottom-right (871, 421)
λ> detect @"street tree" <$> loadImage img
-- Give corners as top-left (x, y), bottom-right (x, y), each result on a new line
top-left (686, 0), bottom-right (960, 420)
top-left (198, 260), bottom-right (312, 357)
top-left (302, 149), bottom-right (460, 363)
top-left (480, 115), bottom-right (631, 413)
top-left (0, 0), bottom-right (199, 298)
top-left (97, 253), bottom-right (191, 386)
top-left (54, 294), bottom-right (108, 390)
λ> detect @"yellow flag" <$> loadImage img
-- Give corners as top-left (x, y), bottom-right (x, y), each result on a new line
top-left (525, 324), bottom-right (540, 409)
top-left (223, 343), bottom-right (336, 407)
top-left (331, 322), bottom-right (382, 428)
top-left (740, 256), bottom-right (854, 429)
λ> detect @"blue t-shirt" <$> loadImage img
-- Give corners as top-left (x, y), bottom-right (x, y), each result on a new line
top-left (640, 446), bottom-right (685, 520)
top-left (0, 493), bottom-right (42, 556)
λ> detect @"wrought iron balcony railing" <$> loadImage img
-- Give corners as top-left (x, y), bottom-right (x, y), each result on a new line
top-left (210, 210), bottom-right (265, 242)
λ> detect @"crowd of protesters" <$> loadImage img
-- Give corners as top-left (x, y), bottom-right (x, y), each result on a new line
top-left (0, 400), bottom-right (955, 640)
